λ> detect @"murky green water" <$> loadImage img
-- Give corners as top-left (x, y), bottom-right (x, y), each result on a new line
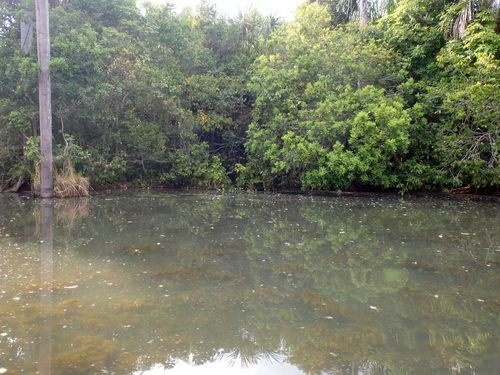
top-left (0, 192), bottom-right (498, 375)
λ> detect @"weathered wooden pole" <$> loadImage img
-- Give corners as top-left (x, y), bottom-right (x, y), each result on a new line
top-left (35, 0), bottom-right (53, 198)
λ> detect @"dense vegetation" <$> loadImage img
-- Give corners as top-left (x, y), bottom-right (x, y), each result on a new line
top-left (0, 0), bottom-right (498, 193)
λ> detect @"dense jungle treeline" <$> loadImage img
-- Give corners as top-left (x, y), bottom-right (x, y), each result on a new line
top-left (0, 0), bottom-right (498, 193)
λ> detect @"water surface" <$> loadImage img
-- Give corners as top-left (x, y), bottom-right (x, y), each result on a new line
top-left (0, 192), bottom-right (498, 375)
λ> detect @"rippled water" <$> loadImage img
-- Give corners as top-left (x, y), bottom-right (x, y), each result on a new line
top-left (0, 191), bottom-right (498, 375)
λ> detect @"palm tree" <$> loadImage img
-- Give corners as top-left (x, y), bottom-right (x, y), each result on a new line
top-left (311, 0), bottom-right (398, 25)
top-left (310, 0), bottom-right (358, 24)
top-left (449, 0), bottom-right (499, 39)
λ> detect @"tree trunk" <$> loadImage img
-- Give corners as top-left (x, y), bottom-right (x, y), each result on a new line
top-left (36, 0), bottom-right (53, 198)
top-left (357, 0), bottom-right (368, 89)
top-left (359, 0), bottom-right (368, 26)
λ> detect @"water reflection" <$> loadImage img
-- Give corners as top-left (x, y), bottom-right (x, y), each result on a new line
top-left (137, 355), bottom-right (306, 375)
top-left (39, 200), bottom-right (54, 375)
top-left (0, 192), bottom-right (498, 375)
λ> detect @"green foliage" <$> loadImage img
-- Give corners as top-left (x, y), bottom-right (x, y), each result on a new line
top-left (242, 0), bottom-right (498, 193)
top-left (159, 143), bottom-right (229, 188)
top-left (381, 0), bottom-right (448, 80)
top-left (24, 136), bottom-right (40, 163)
top-left (9, 136), bottom-right (40, 183)
top-left (244, 4), bottom-right (410, 191)
top-left (311, 0), bottom-right (393, 25)
top-left (89, 153), bottom-right (128, 186)
top-left (434, 10), bottom-right (499, 188)
top-left (0, 0), bottom-right (281, 189)
top-left (0, 0), bottom-right (498, 193)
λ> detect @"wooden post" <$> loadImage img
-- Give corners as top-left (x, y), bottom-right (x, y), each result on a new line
top-left (36, 0), bottom-right (53, 198)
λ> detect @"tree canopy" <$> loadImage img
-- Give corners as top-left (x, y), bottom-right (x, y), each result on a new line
top-left (0, 0), bottom-right (498, 193)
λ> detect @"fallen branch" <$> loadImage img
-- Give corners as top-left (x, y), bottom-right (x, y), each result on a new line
top-left (4, 176), bottom-right (24, 193)
top-left (0, 181), bottom-right (9, 192)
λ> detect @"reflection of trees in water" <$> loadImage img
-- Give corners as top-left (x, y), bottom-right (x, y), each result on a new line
top-left (217, 348), bottom-right (284, 368)
top-left (0, 193), bottom-right (497, 375)
top-left (238, 196), bottom-right (498, 375)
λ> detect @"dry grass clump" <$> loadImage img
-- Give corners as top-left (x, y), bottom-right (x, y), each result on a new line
top-left (54, 171), bottom-right (89, 198)
top-left (33, 160), bottom-right (90, 198)
top-left (53, 160), bottom-right (89, 198)
top-left (32, 165), bottom-right (41, 195)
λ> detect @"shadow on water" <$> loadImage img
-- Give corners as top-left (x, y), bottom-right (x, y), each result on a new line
top-left (0, 192), bottom-right (498, 375)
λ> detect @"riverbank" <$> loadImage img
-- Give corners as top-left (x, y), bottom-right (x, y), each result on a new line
top-left (4, 183), bottom-right (497, 204)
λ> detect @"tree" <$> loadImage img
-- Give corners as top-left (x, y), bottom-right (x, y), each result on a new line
top-left (1, 0), bottom-right (497, 193)
top-left (444, 0), bottom-right (500, 39)
top-left (243, 4), bottom-right (410, 191)
top-left (311, 0), bottom-right (358, 24)
top-left (36, 0), bottom-right (53, 198)
top-left (359, 0), bottom-right (368, 25)
top-left (435, 9), bottom-right (499, 189)
top-left (311, 0), bottom-right (392, 25)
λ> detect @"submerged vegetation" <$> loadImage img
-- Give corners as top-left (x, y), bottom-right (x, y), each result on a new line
top-left (0, 0), bottom-right (498, 193)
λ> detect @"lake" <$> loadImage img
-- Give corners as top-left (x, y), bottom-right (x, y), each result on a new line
top-left (0, 191), bottom-right (498, 375)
